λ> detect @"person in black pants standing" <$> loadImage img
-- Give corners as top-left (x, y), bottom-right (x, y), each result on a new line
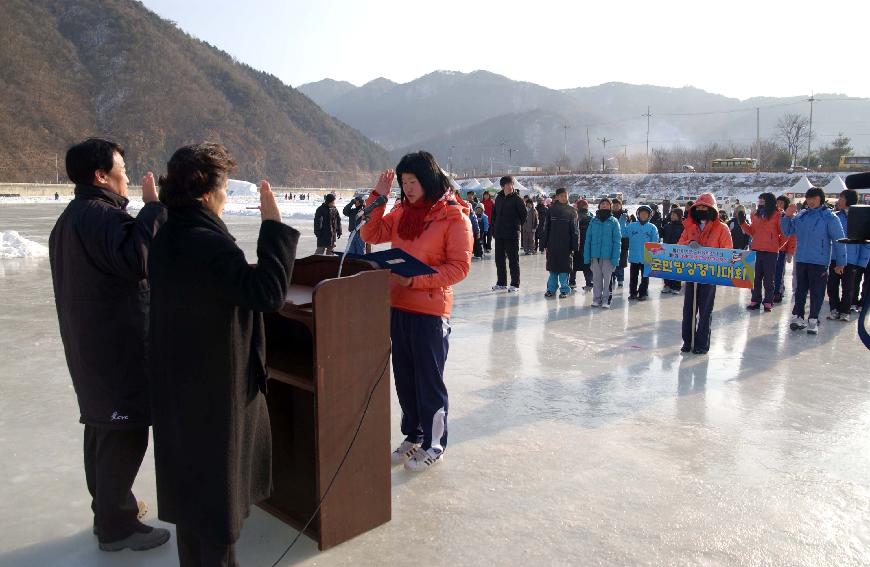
top-left (49, 139), bottom-right (170, 552)
top-left (491, 176), bottom-right (527, 291)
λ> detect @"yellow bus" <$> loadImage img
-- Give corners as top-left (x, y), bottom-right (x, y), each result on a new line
top-left (838, 156), bottom-right (870, 170)
top-left (710, 157), bottom-right (758, 172)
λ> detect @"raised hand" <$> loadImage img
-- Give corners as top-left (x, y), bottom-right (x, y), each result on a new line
top-left (259, 180), bottom-right (281, 223)
top-left (373, 169), bottom-right (395, 196)
top-left (142, 172), bottom-right (159, 203)
top-left (785, 204), bottom-right (797, 218)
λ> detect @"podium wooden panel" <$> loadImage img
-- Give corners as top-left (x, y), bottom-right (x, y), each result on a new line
top-left (259, 255), bottom-right (391, 550)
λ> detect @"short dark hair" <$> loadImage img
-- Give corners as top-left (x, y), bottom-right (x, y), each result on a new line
top-left (776, 195), bottom-right (791, 207)
top-left (555, 188), bottom-right (567, 196)
top-left (158, 143), bottom-right (236, 207)
top-left (324, 193), bottom-right (336, 203)
top-left (805, 187), bottom-right (826, 202)
top-left (612, 198), bottom-right (622, 205)
top-left (840, 189), bottom-right (858, 207)
top-left (395, 151), bottom-right (450, 203)
top-left (598, 197), bottom-right (611, 206)
top-left (466, 190), bottom-right (474, 195)
top-left (65, 138), bottom-right (124, 185)
top-left (671, 207), bottom-right (682, 218)
top-left (499, 175), bottom-right (514, 188)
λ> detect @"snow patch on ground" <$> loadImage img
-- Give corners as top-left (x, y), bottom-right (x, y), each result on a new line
top-left (0, 231), bottom-right (49, 259)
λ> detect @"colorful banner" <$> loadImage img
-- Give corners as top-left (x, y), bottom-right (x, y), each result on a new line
top-left (643, 243), bottom-right (756, 288)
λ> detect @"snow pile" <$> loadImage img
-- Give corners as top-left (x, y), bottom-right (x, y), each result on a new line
top-left (0, 231), bottom-right (49, 259)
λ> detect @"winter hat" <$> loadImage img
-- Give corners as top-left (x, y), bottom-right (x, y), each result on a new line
top-left (637, 205), bottom-right (652, 218)
top-left (544, 198), bottom-right (553, 206)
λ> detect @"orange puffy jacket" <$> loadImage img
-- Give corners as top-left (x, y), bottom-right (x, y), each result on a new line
top-left (678, 192), bottom-right (734, 249)
top-left (741, 211), bottom-right (785, 253)
top-left (361, 190), bottom-right (473, 319)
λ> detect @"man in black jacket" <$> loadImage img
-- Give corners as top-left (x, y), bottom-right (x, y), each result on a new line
top-left (314, 193), bottom-right (342, 254)
top-left (343, 195), bottom-right (365, 255)
top-left (49, 138), bottom-right (170, 552)
top-left (542, 189), bottom-right (579, 298)
top-left (491, 176), bottom-right (528, 291)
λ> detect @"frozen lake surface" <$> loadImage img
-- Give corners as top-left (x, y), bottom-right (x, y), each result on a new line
top-left (0, 204), bottom-right (868, 566)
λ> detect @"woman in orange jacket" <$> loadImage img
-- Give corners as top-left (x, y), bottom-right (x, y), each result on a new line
top-left (741, 192), bottom-right (785, 311)
top-left (361, 151), bottom-right (473, 472)
top-left (678, 192), bottom-right (733, 354)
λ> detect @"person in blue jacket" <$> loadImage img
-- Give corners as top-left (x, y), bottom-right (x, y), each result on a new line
top-left (475, 204), bottom-right (489, 256)
top-left (611, 198), bottom-right (630, 288)
top-left (827, 189), bottom-right (870, 321)
top-left (469, 205), bottom-right (482, 259)
top-left (584, 198), bottom-right (622, 308)
top-left (625, 205), bottom-right (660, 300)
top-left (781, 186), bottom-right (847, 334)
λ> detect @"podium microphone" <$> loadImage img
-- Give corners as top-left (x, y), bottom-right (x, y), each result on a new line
top-left (361, 194), bottom-right (388, 218)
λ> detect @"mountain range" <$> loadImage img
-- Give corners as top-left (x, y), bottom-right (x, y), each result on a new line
top-left (300, 71), bottom-right (870, 171)
top-left (0, 0), bottom-right (390, 185)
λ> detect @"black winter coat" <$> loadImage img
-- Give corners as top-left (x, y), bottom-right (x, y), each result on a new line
top-left (661, 220), bottom-right (685, 244)
top-left (343, 200), bottom-right (363, 232)
top-left (542, 201), bottom-right (579, 273)
top-left (314, 203), bottom-right (341, 247)
top-left (148, 206), bottom-right (298, 544)
top-left (49, 185), bottom-right (167, 428)
top-left (574, 209), bottom-right (592, 269)
top-left (492, 191), bottom-right (527, 239)
top-left (728, 216), bottom-right (751, 249)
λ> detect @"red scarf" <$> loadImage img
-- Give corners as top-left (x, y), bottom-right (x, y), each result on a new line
top-left (397, 197), bottom-right (435, 241)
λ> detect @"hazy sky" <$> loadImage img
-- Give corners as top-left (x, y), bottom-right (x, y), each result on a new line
top-left (141, 0), bottom-right (868, 100)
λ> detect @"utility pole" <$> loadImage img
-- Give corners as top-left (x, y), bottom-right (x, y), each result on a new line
top-left (562, 123), bottom-right (570, 161)
top-left (805, 93), bottom-right (816, 169)
top-left (507, 147), bottom-right (518, 166)
top-left (642, 106), bottom-right (652, 173)
top-left (586, 127), bottom-right (592, 172)
top-left (597, 136), bottom-right (613, 173)
top-left (756, 107), bottom-right (761, 169)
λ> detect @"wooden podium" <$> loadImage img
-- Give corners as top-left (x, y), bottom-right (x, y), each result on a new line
top-left (259, 255), bottom-right (391, 550)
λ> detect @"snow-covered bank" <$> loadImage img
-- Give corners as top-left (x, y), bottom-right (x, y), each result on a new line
top-left (0, 231), bottom-right (49, 259)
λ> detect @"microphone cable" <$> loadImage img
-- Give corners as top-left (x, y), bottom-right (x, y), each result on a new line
top-left (270, 349), bottom-right (391, 567)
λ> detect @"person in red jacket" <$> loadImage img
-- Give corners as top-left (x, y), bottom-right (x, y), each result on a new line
top-left (361, 151), bottom-right (473, 472)
top-left (678, 192), bottom-right (733, 355)
top-left (481, 191), bottom-right (494, 252)
top-left (741, 192), bottom-right (785, 312)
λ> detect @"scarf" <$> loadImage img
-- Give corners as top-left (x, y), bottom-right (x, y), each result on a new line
top-left (397, 197), bottom-right (435, 241)
top-left (596, 210), bottom-right (612, 221)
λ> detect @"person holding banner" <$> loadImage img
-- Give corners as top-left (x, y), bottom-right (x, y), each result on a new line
top-left (781, 187), bottom-right (846, 334)
top-left (741, 193), bottom-right (785, 312)
top-left (361, 152), bottom-right (473, 471)
top-left (678, 193), bottom-right (733, 354)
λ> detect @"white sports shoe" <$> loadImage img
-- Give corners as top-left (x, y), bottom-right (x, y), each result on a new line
top-left (507, 285), bottom-right (520, 292)
top-left (789, 315), bottom-right (807, 330)
top-left (591, 300), bottom-right (602, 308)
top-left (491, 284), bottom-right (507, 291)
top-left (601, 301), bottom-right (612, 309)
top-left (807, 318), bottom-right (819, 334)
top-left (391, 440), bottom-right (421, 465)
top-left (404, 447), bottom-right (443, 472)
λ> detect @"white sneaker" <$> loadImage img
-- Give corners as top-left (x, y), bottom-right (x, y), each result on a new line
top-left (601, 301), bottom-right (612, 309)
top-left (591, 300), bottom-right (602, 308)
top-left (391, 440), bottom-right (421, 465)
top-left (507, 285), bottom-right (520, 293)
top-left (839, 312), bottom-right (851, 322)
top-left (807, 318), bottom-right (819, 334)
top-left (491, 284), bottom-right (507, 291)
top-left (826, 310), bottom-right (839, 320)
top-left (404, 447), bottom-right (443, 472)
top-left (789, 315), bottom-right (806, 330)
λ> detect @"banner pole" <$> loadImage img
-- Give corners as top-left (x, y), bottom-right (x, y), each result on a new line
top-left (691, 281), bottom-right (698, 351)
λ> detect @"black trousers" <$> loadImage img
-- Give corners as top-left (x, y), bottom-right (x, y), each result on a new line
top-left (569, 265), bottom-right (593, 286)
top-left (629, 263), bottom-right (649, 297)
top-left (177, 525), bottom-right (238, 567)
top-left (495, 238), bottom-right (520, 287)
top-left (827, 262), bottom-right (856, 314)
top-left (682, 283), bottom-right (716, 351)
top-left (84, 425), bottom-right (148, 542)
top-left (751, 250), bottom-right (778, 304)
top-left (793, 262), bottom-right (828, 320)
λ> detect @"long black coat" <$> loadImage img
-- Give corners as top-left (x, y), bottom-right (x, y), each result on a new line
top-left (542, 201), bottom-right (579, 273)
top-left (492, 190), bottom-right (527, 240)
top-left (49, 185), bottom-right (167, 428)
top-left (314, 203), bottom-right (341, 247)
top-left (573, 209), bottom-right (592, 269)
top-left (148, 206), bottom-right (298, 544)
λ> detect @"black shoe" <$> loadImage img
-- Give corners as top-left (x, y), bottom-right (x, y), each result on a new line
top-left (772, 294), bottom-right (783, 304)
top-left (637, 295), bottom-right (647, 301)
top-left (559, 292), bottom-right (568, 299)
top-left (628, 294), bottom-right (638, 300)
top-left (99, 524), bottom-right (170, 552)
top-left (680, 344), bottom-right (691, 353)
top-left (692, 347), bottom-right (708, 355)
top-left (545, 291), bottom-right (555, 298)
top-left (746, 302), bottom-right (761, 310)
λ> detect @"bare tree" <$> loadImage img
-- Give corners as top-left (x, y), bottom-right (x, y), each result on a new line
top-left (776, 114), bottom-right (810, 166)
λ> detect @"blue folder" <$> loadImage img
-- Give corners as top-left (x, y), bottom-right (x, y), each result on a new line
top-left (341, 248), bottom-right (437, 278)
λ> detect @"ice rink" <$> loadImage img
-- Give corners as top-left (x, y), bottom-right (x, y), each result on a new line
top-left (0, 203), bottom-right (868, 566)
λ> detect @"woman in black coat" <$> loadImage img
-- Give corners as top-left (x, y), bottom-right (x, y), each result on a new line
top-left (148, 144), bottom-right (299, 565)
